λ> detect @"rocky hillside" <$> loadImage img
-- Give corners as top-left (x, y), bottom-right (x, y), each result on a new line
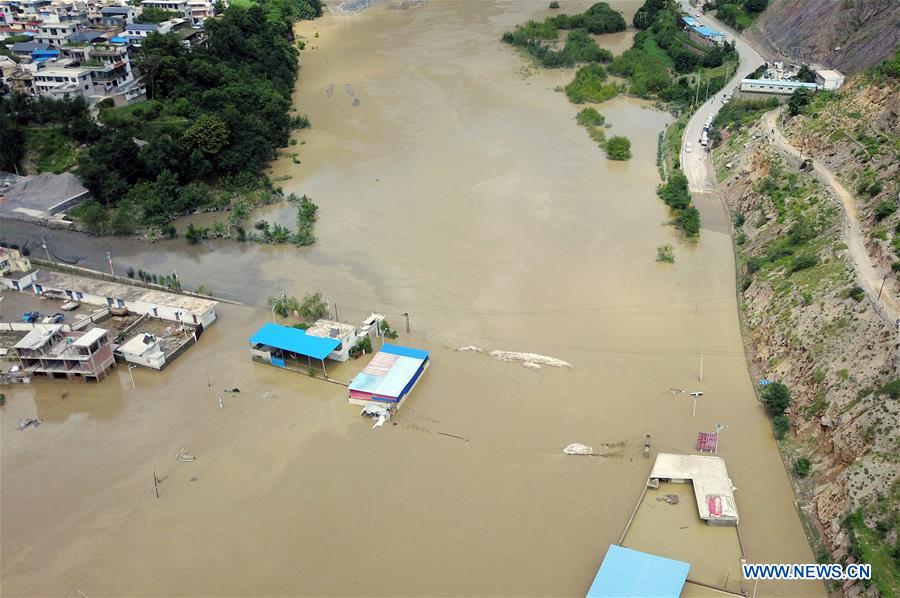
top-left (746, 0), bottom-right (899, 73)
top-left (711, 84), bottom-right (899, 594)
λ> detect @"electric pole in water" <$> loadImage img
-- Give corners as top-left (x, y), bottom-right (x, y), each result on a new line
top-left (106, 251), bottom-right (114, 276)
top-left (402, 312), bottom-right (410, 334)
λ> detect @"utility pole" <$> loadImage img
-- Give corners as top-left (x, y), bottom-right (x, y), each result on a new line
top-left (402, 312), bottom-right (410, 334)
top-left (878, 273), bottom-right (888, 300)
top-left (333, 301), bottom-right (338, 321)
top-left (106, 251), bottom-right (114, 276)
top-left (128, 364), bottom-right (137, 390)
top-left (714, 423), bottom-right (728, 454)
top-left (153, 470), bottom-right (159, 498)
top-left (699, 350), bottom-right (704, 383)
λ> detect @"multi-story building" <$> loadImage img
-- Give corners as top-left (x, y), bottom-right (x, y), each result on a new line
top-left (13, 325), bottom-right (116, 383)
top-left (99, 5), bottom-right (134, 26)
top-left (33, 63), bottom-right (93, 98)
top-left (0, 247), bottom-right (38, 291)
top-left (35, 14), bottom-right (80, 46)
top-left (140, 0), bottom-right (189, 18)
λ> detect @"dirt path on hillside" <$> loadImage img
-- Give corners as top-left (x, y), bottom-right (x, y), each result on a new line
top-left (764, 110), bottom-right (900, 323)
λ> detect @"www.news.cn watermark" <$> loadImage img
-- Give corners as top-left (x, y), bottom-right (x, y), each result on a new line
top-left (742, 563), bottom-right (871, 580)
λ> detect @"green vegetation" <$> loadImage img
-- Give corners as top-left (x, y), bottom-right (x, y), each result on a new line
top-left (875, 200), bottom-right (897, 221)
top-left (788, 87), bottom-right (813, 116)
top-left (773, 414), bottom-right (789, 439)
top-left (22, 0), bottom-right (324, 234)
top-left (876, 379), bottom-right (900, 400)
top-left (605, 135), bottom-right (632, 160)
top-left (711, 97), bottom-right (779, 134)
top-left (136, 7), bottom-right (180, 22)
top-left (576, 107), bottom-right (606, 127)
top-left (25, 128), bottom-right (76, 173)
top-left (549, 0), bottom-right (560, 7)
top-left (657, 170), bottom-right (700, 235)
top-left (379, 320), bottom-right (399, 339)
top-left (706, 0), bottom-right (768, 31)
top-left (656, 244), bottom-right (675, 263)
top-left (501, 4), bottom-right (620, 69)
top-left (268, 291), bottom-right (328, 320)
top-left (762, 382), bottom-right (792, 416)
top-left (1, 95), bottom-right (100, 173)
top-left (847, 286), bottom-right (865, 302)
top-left (565, 63), bottom-right (618, 103)
top-left (613, 0), bottom-right (738, 106)
top-left (845, 508), bottom-right (900, 597)
top-left (793, 457), bottom-right (811, 477)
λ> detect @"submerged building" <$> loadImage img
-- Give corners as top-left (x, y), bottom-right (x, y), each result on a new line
top-left (13, 325), bottom-right (115, 382)
top-left (348, 344), bottom-right (430, 408)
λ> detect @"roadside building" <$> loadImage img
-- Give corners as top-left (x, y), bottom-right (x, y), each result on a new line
top-left (117, 332), bottom-right (166, 369)
top-left (140, 0), bottom-right (189, 18)
top-left (32, 270), bottom-right (218, 327)
top-left (348, 344), bottom-right (430, 409)
top-left (304, 319), bottom-right (359, 362)
top-left (13, 325), bottom-right (116, 382)
top-left (680, 16), bottom-right (726, 47)
top-left (814, 68), bottom-right (844, 90)
top-left (0, 247), bottom-right (38, 291)
top-left (739, 78), bottom-right (818, 96)
top-left (33, 64), bottom-right (93, 99)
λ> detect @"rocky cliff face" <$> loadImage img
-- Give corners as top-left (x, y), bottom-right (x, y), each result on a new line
top-left (746, 0), bottom-right (899, 73)
top-left (712, 76), bottom-right (899, 595)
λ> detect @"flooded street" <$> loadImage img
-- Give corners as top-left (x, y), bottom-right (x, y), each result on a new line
top-left (1, 1), bottom-right (822, 596)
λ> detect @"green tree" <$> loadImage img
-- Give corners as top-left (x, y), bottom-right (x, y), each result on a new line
top-left (75, 201), bottom-right (109, 234)
top-left (298, 291), bottom-right (328, 320)
top-left (0, 114), bottom-right (25, 171)
top-left (605, 135), bottom-right (632, 160)
top-left (136, 7), bottom-right (179, 22)
top-left (787, 88), bottom-right (813, 116)
top-left (183, 114), bottom-right (230, 156)
top-left (793, 457), bottom-right (811, 477)
top-left (762, 382), bottom-right (791, 416)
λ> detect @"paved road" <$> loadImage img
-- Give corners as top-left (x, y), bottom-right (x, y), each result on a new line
top-left (763, 110), bottom-right (900, 321)
top-left (678, 3), bottom-right (764, 193)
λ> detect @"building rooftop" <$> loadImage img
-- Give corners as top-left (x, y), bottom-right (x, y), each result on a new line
top-left (67, 29), bottom-right (104, 42)
top-left (11, 41), bottom-right (49, 52)
top-left (119, 332), bottom-right (158, 355)
top-left (72, 327), bottom-right (107, 347)
top-left (649, 453), bottom-right (738, 523)
top-left (305, 319), bottom-right (356, 340)
top-left (815, 68), bottom-right (844, 80)
top-left (348, 343), bottom-right (430, 399)
top-left (38, 271), bottom-right (218, 314)
top-left (127, 22), bottom-right (159, 30)
top-left (14, 325), bottom-right (62, 350)
top-left (587, 545), bottom-right (690, 598)
top-left (249, 323), bottom-right (341, 361)
top-left (690, 24), bottom-right (724, 38)
top-left (741, 78), bottom-right (818, 88)
top-left (100, 6), bottom-right (132, 13)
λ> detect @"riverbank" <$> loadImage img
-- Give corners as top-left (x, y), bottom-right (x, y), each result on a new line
top-left (2, 2), bottom-right (822, 595)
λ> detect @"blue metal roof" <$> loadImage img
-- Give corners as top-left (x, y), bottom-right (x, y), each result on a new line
top-left (101, 6), bottom-right (132, 13)
top-left (586, 545), bottom-right (690, 598)
top-left (681, 16), bottom-right (700, 26)
top-left (381, 343), bottom-right (429, 360)
top-left (249, 323), bottom-right (340, 361)
top-left (690, 24), bottom-right (724, 38)
top-left (128, 23), bottom-right (159, 30)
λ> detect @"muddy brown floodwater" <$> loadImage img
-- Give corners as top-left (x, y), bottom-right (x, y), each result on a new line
top-left (1, 1), bottom-right (823, 596)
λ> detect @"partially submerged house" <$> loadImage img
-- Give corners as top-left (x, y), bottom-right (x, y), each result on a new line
top-left (586, 545), bottom-right (690, 598)
top-left (348, 344), bottom-right (429, 409)
top-left (117, 332), bottom-right (166, 369)
top-left (249, 322), bottom-right (341, 376)
top-left (304, 319), bottom-right (359, 362)
top-left (0, 247), bottom-right (38, 291)
top-left (13, 325), bottom-right (115, 382)
top-left (648, 453), bottom-right (739, 526)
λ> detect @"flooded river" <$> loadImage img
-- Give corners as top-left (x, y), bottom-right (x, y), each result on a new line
top-left (1, 1), bottom-right (822, 595)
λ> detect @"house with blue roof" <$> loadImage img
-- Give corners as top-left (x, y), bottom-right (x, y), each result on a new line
top-left (680, 15), bottom-right (726, 47)
top-left (586, 545), bottom-right (690, 598)
top-left (348, 343), bottom-right (430, 409)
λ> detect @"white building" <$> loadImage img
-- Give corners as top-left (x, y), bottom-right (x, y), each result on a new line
top-left (814, 68), bottom-right (844, 91)
top-left (304, 319), bottom-right (359, 362)
top-left (35, 15), bottom-right (79, 46)
top-left (32, 270), bottom-right (218, 327)
top-left (0, 247), bottom-right (38, 291)
top-left (33, 64), bottom-right (93, 98)
top-left (739, 78), bottom-right (818, 96)
top-left (140, 0), bottom-right (189, 18)
top-left (118, 332), bottom-right (166, 369)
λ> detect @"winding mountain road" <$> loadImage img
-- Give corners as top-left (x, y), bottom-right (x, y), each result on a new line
top-left (763, 110), bottom-right (900, 321)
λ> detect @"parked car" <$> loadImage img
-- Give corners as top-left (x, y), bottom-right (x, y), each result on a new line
top-left (42, 313), bottom-right (64, 324)
top-left (720, 94), bottom-right (731, 104)
top-left (60, 300), bottom-right (80, 311)
top-left (685, 142), bottom-right (693, 153)
top-left (21, 311), bottom-right (41, 323)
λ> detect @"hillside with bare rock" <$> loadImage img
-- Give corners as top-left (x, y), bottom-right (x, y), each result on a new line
top-left (711, 78), bottom-right (899, 594)
top-left (746, 0), bottom-right (899, 74)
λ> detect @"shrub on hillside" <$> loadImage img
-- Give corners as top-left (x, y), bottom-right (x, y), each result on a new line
top-left (762, 382), bottom-right (791, 416)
